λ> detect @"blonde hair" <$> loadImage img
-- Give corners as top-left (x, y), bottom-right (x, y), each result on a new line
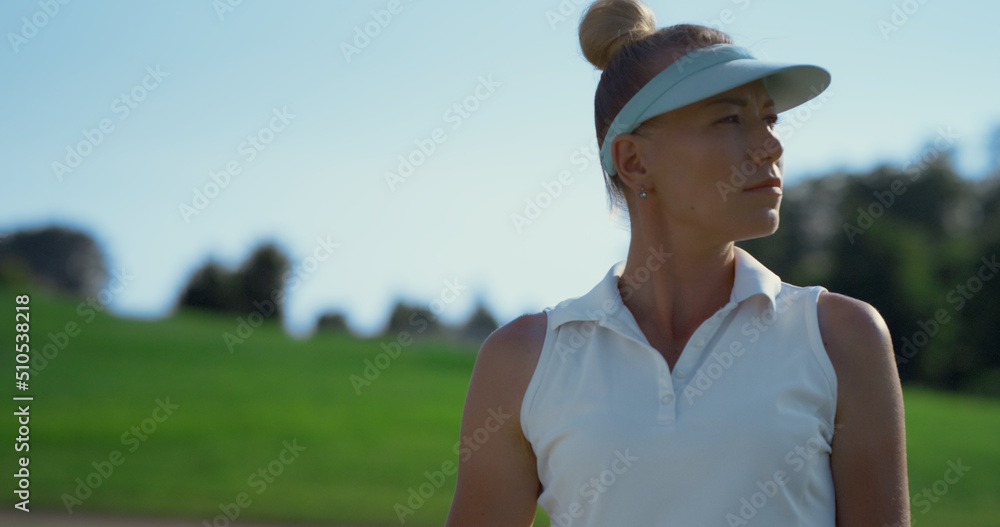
top-left (579, 0), bottom-right (734, 218)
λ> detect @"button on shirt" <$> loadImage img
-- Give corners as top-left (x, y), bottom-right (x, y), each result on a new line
top-left (521, 248), bottom-right (837, 526)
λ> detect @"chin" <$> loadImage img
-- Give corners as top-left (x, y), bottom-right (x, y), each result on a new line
top-left (733, 209), bottom-right (780, 242)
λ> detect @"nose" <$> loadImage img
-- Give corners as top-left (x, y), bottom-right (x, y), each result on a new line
top-left (749, 121), bottom-right (783, 166)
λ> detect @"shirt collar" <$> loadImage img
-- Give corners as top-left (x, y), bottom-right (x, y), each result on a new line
top-left (545, 246), bottom-right (782, 332)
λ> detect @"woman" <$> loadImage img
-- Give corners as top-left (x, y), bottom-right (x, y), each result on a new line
top-left (446, 1), bottom-right (909, 525)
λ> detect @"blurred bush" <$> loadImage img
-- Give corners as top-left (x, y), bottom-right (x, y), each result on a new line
top-left (0, 224), bottom-right (107, 296)
top-left (176, 241), bottom-right (290, 322)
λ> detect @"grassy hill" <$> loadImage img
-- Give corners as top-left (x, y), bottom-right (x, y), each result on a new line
top-left (1, 284), bottom-right (997, 526)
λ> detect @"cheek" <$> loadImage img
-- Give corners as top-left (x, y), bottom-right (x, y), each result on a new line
top-left (668, 138), bottom-right (739, 200)
top-left (651, 130), bottom-right (746, 210)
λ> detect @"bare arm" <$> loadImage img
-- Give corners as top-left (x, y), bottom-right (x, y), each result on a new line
top-left (818, 292), bottom-right (910, 527)
top-left (444, 313), bottom-right (546, 527)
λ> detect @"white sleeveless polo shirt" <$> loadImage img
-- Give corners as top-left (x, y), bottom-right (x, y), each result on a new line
top-left (521, 247), bottom-right (838, 526)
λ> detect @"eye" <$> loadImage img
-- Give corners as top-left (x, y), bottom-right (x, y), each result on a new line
top-left (718, 114), bottom-right (781, 126)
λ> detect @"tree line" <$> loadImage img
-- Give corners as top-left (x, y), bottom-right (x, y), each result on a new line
top-left (0, 230), bottom-right (498, 343)
top-left (2, 144), bottom-right (997, 395)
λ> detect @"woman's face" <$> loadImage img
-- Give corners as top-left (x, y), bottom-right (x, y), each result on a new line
top-left (623, 78), bottom-right (785, 244)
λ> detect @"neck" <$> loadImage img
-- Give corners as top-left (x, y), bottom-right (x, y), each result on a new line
top-left (619, 212), bottom-right (736, 343)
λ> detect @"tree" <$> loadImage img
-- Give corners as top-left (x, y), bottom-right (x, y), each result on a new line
top-left (176, 261), bottom-right (233, 312)
top-left (315, 311), bottom-right (351, 334)
top-left (235, 242), bottom-right (289, 320)
top-left (382, 302), bottom-right (442, 338)
top-left (175, 242), bottom-right (290, 321)
top-left (458, 301), bottom-right (500, 343)
top-left (0, 225), bottom-right (107, 297)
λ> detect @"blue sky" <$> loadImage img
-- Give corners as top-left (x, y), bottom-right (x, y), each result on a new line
top-left (2, 0), bottom-right (998, 337)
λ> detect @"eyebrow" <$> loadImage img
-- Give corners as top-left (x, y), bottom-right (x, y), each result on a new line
top-left (702, 96), bottom-right (775, 108)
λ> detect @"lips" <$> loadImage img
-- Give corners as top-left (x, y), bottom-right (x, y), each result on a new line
top-left (743, 177), bottom-right (782, 193)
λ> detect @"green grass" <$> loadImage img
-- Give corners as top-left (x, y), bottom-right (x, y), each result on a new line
top-left (902, 388), bottom-right (1000, 525)
top-left (1, 284), bottom-right (997, 526)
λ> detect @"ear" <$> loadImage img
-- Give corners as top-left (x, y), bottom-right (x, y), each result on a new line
top-left (611, 133), bottom-right (651, 194)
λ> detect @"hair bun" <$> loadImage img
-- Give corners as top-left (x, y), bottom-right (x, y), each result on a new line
top-left (579, 0), bottom-right (657, 70)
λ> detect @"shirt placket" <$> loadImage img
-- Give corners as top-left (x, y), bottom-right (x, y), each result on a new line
top-left (656, 301), bottom-right (740, 425)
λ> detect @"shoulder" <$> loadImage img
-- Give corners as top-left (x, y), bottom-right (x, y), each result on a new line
top-left (815, 292), bottom-right (900, 423)
top-left (481, 312), bottom-right (548, 363)
top-left (815, 292), bottom-right (893, 363)
top-left (816, 292), bottom-right (892, 350)
top-left (467, 312), bottom-right (548, 419)
top-left (473, 312), bottom-right (547, 386)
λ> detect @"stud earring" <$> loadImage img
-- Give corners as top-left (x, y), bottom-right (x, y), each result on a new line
top-left (638, 187), bottom-right (648, 200)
